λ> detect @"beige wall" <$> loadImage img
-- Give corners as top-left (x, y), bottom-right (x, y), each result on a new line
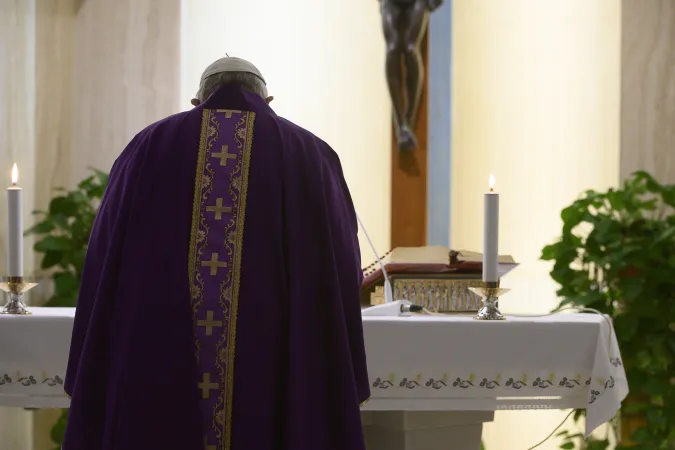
top-left (71, 0), bottom-right (181, 183)
top-left (452, 0), bottom-right (621, 448)
top-left (621, 0), bottom-right (675, 183)
top-left (181, 0), bottom-right (392, 261)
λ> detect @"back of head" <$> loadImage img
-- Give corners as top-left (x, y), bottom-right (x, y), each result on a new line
top-left (196, 56), bottom-right (268, 102)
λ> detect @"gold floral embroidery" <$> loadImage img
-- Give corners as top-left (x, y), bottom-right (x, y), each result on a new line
top-left (219, 348), bottom-right (228, 363)
top-left (231, 177), bottom-right (242, 191)
top-left (223, 112), bottom-right (255, 450)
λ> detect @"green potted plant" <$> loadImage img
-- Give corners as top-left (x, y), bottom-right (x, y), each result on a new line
top-left (540, 171), bottom-right (675, 449)
top-left (25, 169), bottom-right (108, 449)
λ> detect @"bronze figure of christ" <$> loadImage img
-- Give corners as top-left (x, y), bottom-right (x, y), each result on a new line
top-left (380, 0), bottom-right (443, 151)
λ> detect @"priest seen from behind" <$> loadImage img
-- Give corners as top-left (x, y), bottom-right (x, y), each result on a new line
top-left (62, 56), bottom-right (370, 450)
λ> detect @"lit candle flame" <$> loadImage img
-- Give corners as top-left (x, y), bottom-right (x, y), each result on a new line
top-left (489, 173), bottom-right (495, 192)
top-left (11, 164), bottom-right (18, 186)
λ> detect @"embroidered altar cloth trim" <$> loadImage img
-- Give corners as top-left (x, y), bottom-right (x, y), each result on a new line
top-left (0, 308), bottom-right (627, 437)
top-left (362, 313), bottom-right (628, 437)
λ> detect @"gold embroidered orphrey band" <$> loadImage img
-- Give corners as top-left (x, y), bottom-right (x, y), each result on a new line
top-left (188, 108), bottom-right (254, 450)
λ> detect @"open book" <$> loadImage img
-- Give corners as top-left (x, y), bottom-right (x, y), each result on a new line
top-left (361, 246), bottom-right (518, 310)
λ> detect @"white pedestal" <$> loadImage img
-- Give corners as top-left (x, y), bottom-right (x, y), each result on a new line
top-left (362, 411), bottom-right (494, 450)
top-left (0, 407), bottom-right (33, 450)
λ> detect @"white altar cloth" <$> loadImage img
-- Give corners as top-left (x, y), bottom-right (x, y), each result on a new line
top-left (362, 313), bottom-right (628, 437)
top-left (0, 308), bottom-right (627, 437)
top-left (0, 308), bottom-right (72, 408)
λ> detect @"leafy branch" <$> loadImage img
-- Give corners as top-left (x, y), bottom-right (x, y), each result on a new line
top-left (541, 171), bottom-right (675, 449)
top-left (25, 168), bottom-right (109, 449)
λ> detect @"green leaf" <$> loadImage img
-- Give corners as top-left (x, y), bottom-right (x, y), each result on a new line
top-left (34, 236), bottom-right (72, 252)
top-left (540, 243), bottom-right (560, 261)
top-left (51, 214), bottom-right (70, 230)
top-left (630, 427), bottom-right (651, 444)
top-left (49, 196), bottom-right (78, 217)
top-left (72, 248), bottom-right (88, 277)
top-left (49, 409), bottom-right (68, 446)
top-left (616, 276), bottom-right (644, 301)
top-left (613, 314), bottom-right (639, 341)
top-left (560, 204), bottom-right (584, 228)
top-left (559, 443), bottom-right (575, 449)
top-left (24, 219), bottom-right (55, 236)
top-left (54, 272), bottom-right (79, 296)
top-left (40, 251), bottom-right (64, 270)
top-left (585, 440), bottom-right (610, 450)
top-left (572, 408), bottom-right (586, 421)
top-left (45, 291), bottom-right (78, 307)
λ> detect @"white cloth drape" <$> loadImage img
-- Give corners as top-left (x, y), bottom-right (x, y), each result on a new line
top-left (0, 308), bottom-right (627, 437)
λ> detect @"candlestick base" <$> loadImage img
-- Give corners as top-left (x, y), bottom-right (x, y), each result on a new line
top-left (468, 283), bottom-right (509, 320)
top-left (0, 277), bottom-right (38, 315)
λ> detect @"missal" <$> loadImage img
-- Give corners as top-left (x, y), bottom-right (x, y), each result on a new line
top-left (361, 246), bottom-right (518, 313)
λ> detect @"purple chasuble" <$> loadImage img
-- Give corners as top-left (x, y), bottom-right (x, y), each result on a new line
top-left (62, 86), bottom-right (369, 450)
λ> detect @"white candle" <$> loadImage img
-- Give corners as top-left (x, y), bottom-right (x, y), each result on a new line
top-left (483, 174), bottom-right (499, 282)
top-left (7, 164), bottom-right (23, 277)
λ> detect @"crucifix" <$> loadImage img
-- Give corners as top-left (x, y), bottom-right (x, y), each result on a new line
top-left (380, 0), bottom-right (444, 151)
top-left (201, 253), bottom-right (227, 276)
top-left (206, 198), bottom-right (232, 220)
top-left (212, 145), bottom-right (237, 166)
top-left (198, 373), bottom-right (219, 399)
top-left (197, 310), bottom-right (223, 336)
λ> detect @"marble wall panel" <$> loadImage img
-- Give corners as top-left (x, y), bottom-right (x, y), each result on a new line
top-left (71, 0), bottom-right (181, 182)
top-left (33, 0), bottom-right (77, 217)
top-left (0, 0), bottom-right (37, 446)
top-left (621, 0), bottom-right (675, 184)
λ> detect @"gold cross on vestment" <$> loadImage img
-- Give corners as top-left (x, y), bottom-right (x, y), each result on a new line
top-left (215, 109), bottom-right (241, 118)
top-left (198, 373), bottom-right (219, 399)
top-left (204, 437), bottom-right (216, 450)
top-left (206, 197), bottom-right (232, 220)
top-left (212, 145), bottom-right (237, 166)
top-left (197, 310), bottom-right (223, 336)
top-left (201, 253), bottom-right (227, 276)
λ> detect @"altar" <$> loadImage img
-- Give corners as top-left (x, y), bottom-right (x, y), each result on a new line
top-left (0, 308), bottom-right (627, 450)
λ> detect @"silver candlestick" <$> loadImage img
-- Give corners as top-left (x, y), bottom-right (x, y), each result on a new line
top-left (1, 277), bottom-right (37, 315)
top-left (468, 281), bottom-right (509, 321)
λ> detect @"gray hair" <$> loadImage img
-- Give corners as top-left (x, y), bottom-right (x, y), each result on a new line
top-left (196, 71), bottom-right (268, 101)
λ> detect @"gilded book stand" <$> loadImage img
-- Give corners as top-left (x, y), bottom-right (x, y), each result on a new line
top-left (360, 247), bottom-right (517, 313)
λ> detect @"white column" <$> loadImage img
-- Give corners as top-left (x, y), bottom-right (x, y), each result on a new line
top-left (71, 0), bottom-right (181, 183)
top-left (180, 0), bottom-right (392, 260)
top-left (621, 0), bottom-right (675, 184)
top-left (451, 0), bottom-right (620, 448)
top-left (33, 0), bottom-right (77, 222)
top-left (0, 0), bottom-right (37, 446)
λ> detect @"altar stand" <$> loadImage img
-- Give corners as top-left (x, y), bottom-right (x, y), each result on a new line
top-left (360, 313), bottom-right (628, 450)
top-left (0, 308), bottom-right (628, 450)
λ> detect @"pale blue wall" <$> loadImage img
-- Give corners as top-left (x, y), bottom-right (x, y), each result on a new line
top-left (427, 1), bottom-right (452, 246)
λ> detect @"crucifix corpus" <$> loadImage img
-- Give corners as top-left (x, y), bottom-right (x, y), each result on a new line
top-left (379, 0), bottom-right (444, 151)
